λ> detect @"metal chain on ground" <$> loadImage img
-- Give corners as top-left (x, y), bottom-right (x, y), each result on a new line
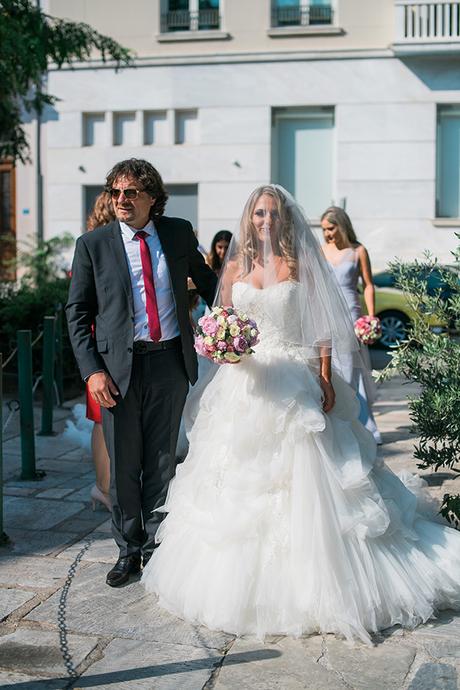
top-left (57, 536), bottom-right (93, 682)
top-left (2, 400), bottom-right (20, 432)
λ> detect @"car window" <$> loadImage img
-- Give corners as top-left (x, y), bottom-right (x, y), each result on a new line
top-left (373, 272), bottom-right (395, 288)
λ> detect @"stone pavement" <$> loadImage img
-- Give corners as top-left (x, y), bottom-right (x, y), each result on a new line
top-left (0, 378), bottom-right (459, 690)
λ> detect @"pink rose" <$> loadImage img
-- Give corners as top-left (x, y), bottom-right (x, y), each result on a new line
top-left (201, 317), bottom-right (219, 336)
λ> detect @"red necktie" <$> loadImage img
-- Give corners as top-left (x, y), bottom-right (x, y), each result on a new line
top-left (134, 231), bottom-right (162, 342)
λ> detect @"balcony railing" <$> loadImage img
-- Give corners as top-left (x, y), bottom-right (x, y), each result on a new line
top-left (271, 4), bottom-right (333, 27)
top-left (161, 8), bottom-right (220, 32)
top-left (395, 1), bottom-right (460, 42)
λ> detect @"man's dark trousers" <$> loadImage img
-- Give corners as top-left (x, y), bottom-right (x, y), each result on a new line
top-left (102, 342), bottom-right (188, 557)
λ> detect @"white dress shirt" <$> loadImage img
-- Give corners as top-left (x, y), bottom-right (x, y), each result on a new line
top-left (120, 220), bottom-right (180, 342)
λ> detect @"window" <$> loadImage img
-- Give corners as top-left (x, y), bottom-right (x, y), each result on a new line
top-left (113, 112), bottom-right (137, 146)
top-left (272, 107), bottom-right (334, 219)
top-left (271, 0), bottom-right (333, 27)
top-left (82, 113), bottom-right (106, 147)
top-left (144, 111), bottom-right (168, 145)
top-left (175, 110), bottom-right (199, 144)
top-left (84, 185), bottom-right (105, 229)
top-left (437, 105), bottom-right (460, 218)
top-left (161, 0), bottom-right (220, 33)
top-left (166, 184), bottom-right (198, 228)
top-left (0, 161), bottom-right (16, 280)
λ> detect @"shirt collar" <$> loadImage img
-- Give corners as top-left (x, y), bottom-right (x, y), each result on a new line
top-left (120, 219), bottom-right (156, 239)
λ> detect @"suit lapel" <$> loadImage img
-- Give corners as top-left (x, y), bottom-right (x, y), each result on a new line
top-left (108, 221), bottom-right (134, 311)
top-left (156, 217), bottom-right (185, 307)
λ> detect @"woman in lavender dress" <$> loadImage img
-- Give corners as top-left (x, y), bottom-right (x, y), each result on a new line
top-left (321, 207), bottom-right (382, 444)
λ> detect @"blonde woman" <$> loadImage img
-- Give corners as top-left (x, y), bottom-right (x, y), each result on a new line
top-left (321, 206), bottom-right (381, 444)
top-left (143, 186), bottom-right (460, 644)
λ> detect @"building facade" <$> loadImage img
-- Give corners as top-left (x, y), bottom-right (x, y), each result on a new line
top-left (13, 0), bottom-right (460, 268)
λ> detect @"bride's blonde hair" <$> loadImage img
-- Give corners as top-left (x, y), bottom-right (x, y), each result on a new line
top-left (239, 185), bottom-right (297, 279)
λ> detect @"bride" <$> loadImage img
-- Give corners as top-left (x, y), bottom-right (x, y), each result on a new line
top-left (143, 185), bottom-right (460, 644)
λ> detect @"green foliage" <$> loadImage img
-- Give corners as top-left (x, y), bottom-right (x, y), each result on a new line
top-left (0, 235), bottom-right (80, 395)
top-left (0, 0), bottom-right (132, 162)
top-left (14, 232), bottom-right (74, 287)
top-left (381, 238), bottom-right (460, 527)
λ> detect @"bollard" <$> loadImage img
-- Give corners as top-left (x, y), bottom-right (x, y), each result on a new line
top-left (17, 330), bottom-right (38, 479)
top-left (0, 354), bottom-right (9, 545)
top-left (39, 316), bottom-right (56, 436)
top-left (55, 305), bottom-right (64, 406)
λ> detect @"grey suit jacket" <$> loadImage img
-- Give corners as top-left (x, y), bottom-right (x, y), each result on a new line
top-left (65, 217), bottom-right (217, 397)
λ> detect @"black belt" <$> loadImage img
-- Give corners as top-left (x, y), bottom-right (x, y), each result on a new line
top-left (133, 337), bottom-right (181, 354)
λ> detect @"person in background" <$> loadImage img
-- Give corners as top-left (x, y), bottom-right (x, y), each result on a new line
top-left (85, 192), bottom-right (116, 510)
top-left (206, 230), bottom-right (233, 277)
top-left (321, 206), bottom-right (382, 444)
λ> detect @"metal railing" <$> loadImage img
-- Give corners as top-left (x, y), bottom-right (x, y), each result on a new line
top-left (271, 4), bottom-right (333, 27)
top-left (395, 1), bottom-right (460, 41)
top-left (161, 8), bottom-right (220, 32)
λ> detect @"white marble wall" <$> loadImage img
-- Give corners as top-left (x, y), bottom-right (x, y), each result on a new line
top-left (17, 56), bottom-right (460, 270)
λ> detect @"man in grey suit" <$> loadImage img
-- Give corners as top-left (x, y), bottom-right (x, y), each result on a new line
top-left (66, 159), bottom-right (217, 586)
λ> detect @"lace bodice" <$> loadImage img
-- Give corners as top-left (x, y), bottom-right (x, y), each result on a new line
top-left (232, 281), bottom-right (304, 351)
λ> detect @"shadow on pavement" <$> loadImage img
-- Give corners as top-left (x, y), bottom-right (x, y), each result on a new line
top-left (0, 648), bottom-right (282, 689)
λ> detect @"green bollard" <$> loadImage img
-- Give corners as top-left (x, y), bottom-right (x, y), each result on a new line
top-left (0, 354), bottom-right (10, 545)
top-left (17, 330), bottom-right (39, 480)
top-left (55, 305), bottom-right (64, 407)
top-left (39, 316), bottom-right (56, 436)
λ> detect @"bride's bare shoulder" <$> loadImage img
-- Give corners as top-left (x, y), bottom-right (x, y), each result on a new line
top-left (224, 259), bottom-right (242, 281)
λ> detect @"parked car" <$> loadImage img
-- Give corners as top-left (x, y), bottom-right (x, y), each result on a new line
top-left (360, 266), bottom-right (459, 348)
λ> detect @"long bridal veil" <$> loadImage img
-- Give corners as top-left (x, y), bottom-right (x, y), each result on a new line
top-left (214, 184), bottom-right (364, 373)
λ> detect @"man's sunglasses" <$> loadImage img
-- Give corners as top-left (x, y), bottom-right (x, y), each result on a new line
top-left (109, 187), bottom-right (142, 200)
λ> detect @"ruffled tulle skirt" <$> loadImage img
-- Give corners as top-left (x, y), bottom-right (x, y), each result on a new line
top-left (142, 345), bottom-right (460, 644)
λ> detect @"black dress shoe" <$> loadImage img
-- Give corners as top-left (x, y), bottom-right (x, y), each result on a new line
top-left (106, 555), bottom-right (141, 587)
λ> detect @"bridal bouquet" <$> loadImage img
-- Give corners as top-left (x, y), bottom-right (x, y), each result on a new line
top-left (354, 315), bottom-right (382, 345)
top-left (194, 307), bottom-right (259, 364)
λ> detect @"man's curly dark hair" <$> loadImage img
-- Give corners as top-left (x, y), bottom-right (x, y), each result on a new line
top-left (105, 158), bottom-right (169, 219)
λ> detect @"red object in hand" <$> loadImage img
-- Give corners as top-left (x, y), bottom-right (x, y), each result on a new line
top-left (134, 231), bottom-right (162, 342)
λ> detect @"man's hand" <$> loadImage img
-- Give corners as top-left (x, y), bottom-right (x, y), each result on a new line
top-left (87, 372), bottom-right (119, 408)
top-left (319, 376), bottom-right (335, 413)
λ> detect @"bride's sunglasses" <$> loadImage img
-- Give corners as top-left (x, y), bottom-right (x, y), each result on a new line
top-left (110, 187), bottom-right (142, 200)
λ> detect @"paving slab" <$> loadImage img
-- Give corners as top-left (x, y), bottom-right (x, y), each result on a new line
top-left (407, 661), bottom-right (459, 690)
top-left (56, 532), bottom-right (118, 564)
top-left (5, 474), bottom-right (75, 491)
top-left (78, 637), bottom-right (221, 690)
top-left (4, 496), bottom-right (86, 531)
top-left (214, 637), bottom-right (348, 690)
top-left (64, 483), bottom-right (97, 503)
top-left (4, 529), bottom-right (78, 556)
top-left (0, 589), bottom-right (37, 621)
top-left (26, 562), bottom-right (231, 650)
top-left (300, 634), bottom-right (417, 690)
top-left (0, 627), bottom-right (99, 677)
top-left (3, 486), bottom-right (38, 497)
top-left (53, 511), bottom-right (110, 534)
top-left (0, 555), bottom-right (73, 589)
top-left (0, 671), bottom-right (67, 689)
top-left (35, 488), bottom-right (76, 500)
top-left (34, 436), bottom-right (81, 459)
top-left (95, 518), bottom-right (113, 534)
top-left (36, 458), bottom-right (92, 473)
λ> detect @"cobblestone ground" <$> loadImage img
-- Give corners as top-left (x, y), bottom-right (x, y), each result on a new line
top-left (0, 376), bottom-right (459, 689)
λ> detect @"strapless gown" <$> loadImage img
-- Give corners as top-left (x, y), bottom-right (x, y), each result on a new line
top-left (142, 281), bottom-right (460, 644)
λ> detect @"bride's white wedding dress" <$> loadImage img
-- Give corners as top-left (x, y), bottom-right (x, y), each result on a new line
top-left (143, 281), bottom-right (460, 644)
